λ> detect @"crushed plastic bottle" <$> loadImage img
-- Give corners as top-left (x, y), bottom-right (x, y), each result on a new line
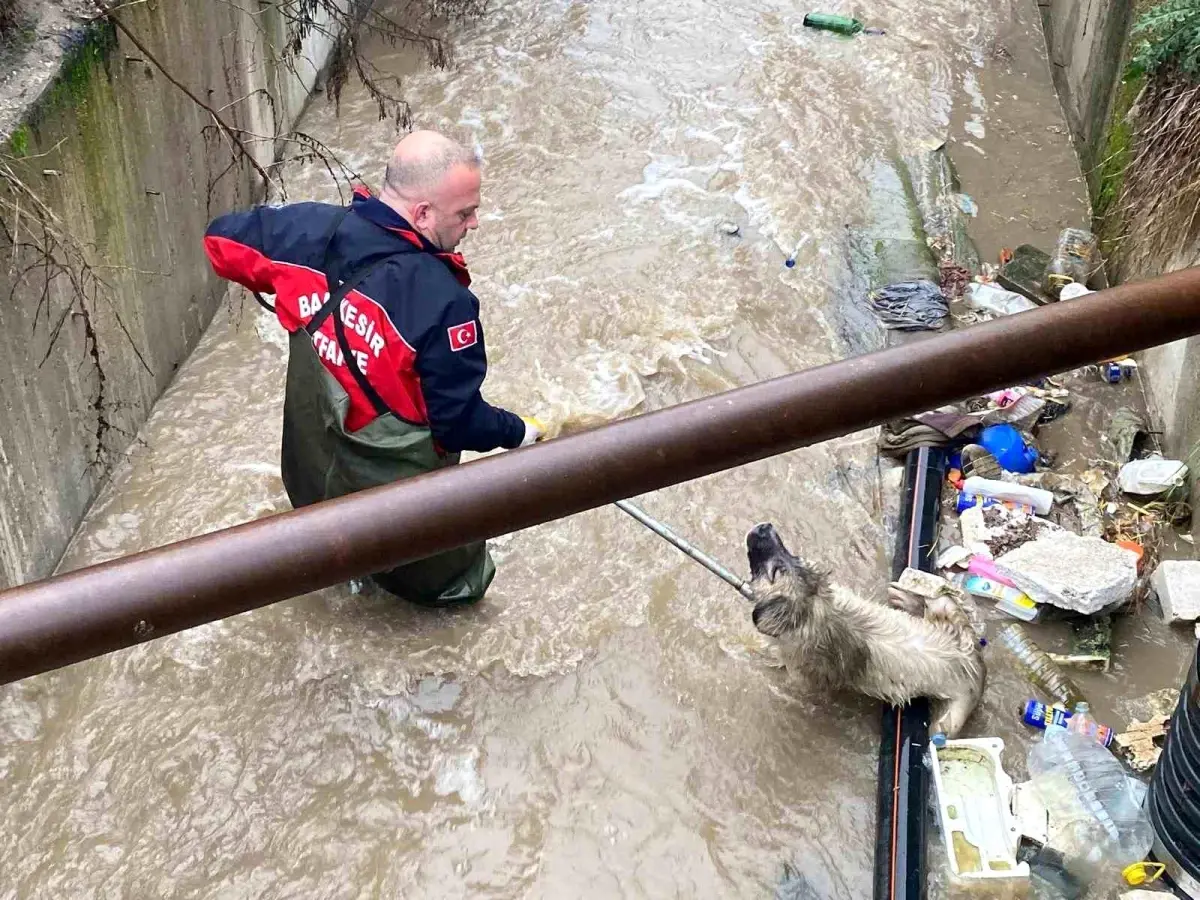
top-left (1065, 702), bottom-right (1109, 744)
top-left (1043, 228), bottom-right (1098, 300)
top-left (964, 281), bottom-right (1038, 316)
top-left (1027, 710), bottom-right (1154, 878)
top-left (1022, 700), bottom-right (1113, 747)
top-left (997, 623), bottom-right (1086, 709)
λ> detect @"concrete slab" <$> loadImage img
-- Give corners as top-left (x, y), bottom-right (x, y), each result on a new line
top-left (994, 530), bottom-right (1138, 614)
top-left (1151, 560), bottom-right (1200, 623)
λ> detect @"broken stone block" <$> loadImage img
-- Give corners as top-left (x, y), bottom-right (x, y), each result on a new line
top-left (994, 531), bottom-right (1138, 615)
top-left (1113, 715), bottom-right (1170, 774)
top-left (1151, 560), bottom-right (1200, 623)
top-left (958, 504), bottom-right (1061, 560)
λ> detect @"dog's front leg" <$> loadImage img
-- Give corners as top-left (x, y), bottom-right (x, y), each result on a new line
top-left (931, 675), bottom-right (986, 739)
top-left (886, 586), bottom-right (925, 618)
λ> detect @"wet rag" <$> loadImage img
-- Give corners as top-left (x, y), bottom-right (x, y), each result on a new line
top-left (877, 410), bottom-right (981, 457)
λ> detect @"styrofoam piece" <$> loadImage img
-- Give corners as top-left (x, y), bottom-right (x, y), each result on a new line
top-left (1011, 781), bottom-right (1049, 846)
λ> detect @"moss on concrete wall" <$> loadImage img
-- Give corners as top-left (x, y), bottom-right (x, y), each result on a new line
top-left (1044, 0), bottom-right (1200, 529)
top-left (0, 1), bottom-right (341, 588)
top-left (1094, 70), bottom-right (1143, 259)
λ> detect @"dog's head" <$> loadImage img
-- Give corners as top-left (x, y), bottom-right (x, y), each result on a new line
top-left (745, 523), bottom-right (828, 637)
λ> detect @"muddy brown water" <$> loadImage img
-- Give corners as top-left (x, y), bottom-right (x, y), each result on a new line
top-left (1, 0), bottom-right (1196, 897)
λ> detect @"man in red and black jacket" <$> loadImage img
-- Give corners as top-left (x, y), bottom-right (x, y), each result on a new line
top-left (204, 130), bottom-right (542, 607)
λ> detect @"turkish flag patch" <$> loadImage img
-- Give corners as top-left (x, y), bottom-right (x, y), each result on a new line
top-left (448, 320), bottom-right (479, 352)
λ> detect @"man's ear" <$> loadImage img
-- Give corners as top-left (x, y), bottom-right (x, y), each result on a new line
top-left (410, 200), bottom-right (433, 226)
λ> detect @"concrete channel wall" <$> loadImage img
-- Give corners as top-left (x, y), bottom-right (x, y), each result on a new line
top-left (1040, 0), bottom-right (1200, 475)
top-left (0, 1), bottom-right (341, 588)
top-left (1038, 0), bottom-right (1135, 176)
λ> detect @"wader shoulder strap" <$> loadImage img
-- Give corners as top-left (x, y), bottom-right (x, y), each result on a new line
top-left (303, 202), bottom-right (401, 420)
top-left (253, 202), bottom-right (352, 315)
top-left (304, 254), bottom-right (401, 420)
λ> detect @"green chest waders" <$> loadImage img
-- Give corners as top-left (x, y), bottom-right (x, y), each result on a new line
top-left (274, 231), bottom-right (495, 607)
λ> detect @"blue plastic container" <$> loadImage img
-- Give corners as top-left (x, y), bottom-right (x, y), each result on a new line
top-left (979, 424), bottom-right (1038, 474)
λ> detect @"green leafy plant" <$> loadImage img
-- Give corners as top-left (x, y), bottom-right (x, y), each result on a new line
top-left (1129, 0), bottom-right (1200, 80)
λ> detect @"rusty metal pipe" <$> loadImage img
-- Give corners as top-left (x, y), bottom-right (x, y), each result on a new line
top-left (3, 268), bottom-right (1200, 685)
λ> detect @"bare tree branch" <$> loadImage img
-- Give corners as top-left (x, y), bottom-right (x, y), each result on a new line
top-left (93, 0), bottom-right (282, 195)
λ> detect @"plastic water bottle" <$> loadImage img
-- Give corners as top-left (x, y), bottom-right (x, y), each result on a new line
top-left (1066, 702), bottom-right (1115, 747)
top-left (997, 623), bottom-right (1086, 709)
top-left (783, 233), bottom-right (810, 268)
top-left (1043, 228), bottom-right (1098, 299)
top-left (1022, 699), bottom-right (1113, 747)
top-left (1027, 709), bottom-right (1154, 874)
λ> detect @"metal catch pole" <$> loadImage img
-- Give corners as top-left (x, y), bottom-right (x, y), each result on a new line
top-left (614, 500), bottom-right (756, 600)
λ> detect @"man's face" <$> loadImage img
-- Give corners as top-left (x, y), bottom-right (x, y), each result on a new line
top-left (411, 164), bottom-right (481, 251)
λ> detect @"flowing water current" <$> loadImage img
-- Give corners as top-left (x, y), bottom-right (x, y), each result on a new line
top-left (3, 1), bottom-right (1194, 897)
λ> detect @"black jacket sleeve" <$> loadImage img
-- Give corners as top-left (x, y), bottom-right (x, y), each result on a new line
top-left (414, 281), bottom-right (526, 453)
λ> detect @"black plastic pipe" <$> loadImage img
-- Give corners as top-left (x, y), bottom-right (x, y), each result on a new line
top-left (874, 446), bottom-right (945, 900)
top-left (1149, 638), bottom-right (1200, 898)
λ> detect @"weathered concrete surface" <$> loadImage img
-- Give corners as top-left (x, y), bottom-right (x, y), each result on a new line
top-left (1152, 559), bottom-right (1200, 624)
top-left (1137, 244), bottom-right (1200, 483)
top-left (0, 1), bottom-right (340, 588)
top-left (994, 528), bottom-right (1139, 614)
top-left (1037, 0), bottom-right (1134, 174)
top-left (1038, 0), bottom-right (1200, 533)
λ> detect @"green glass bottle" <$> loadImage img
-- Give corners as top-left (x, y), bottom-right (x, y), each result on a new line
top-left (802, 12), bottom-right (864, 35)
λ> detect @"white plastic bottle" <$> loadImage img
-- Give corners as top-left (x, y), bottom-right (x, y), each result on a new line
top-left (963, 574), bottom-right (1039, 621)
top-left (962, 476), bottom-right (1054, 515)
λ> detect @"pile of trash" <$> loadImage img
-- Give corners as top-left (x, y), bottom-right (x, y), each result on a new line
top-left (867, 198), bottom-right (1199, 896)
top-left (905, 376), bottom-right (1191, 896)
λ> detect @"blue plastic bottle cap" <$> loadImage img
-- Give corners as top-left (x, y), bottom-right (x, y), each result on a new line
top-left (784, 257), bottom-right (796, 268)
top-left (931, 732), bottom-right (947, 748)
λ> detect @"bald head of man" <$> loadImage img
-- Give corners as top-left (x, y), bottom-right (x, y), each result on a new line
top-left (378, 130), bottom-right (482, 252)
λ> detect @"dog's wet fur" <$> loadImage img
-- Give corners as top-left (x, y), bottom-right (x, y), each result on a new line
top-left (745, 523), bottom-right (985, 738)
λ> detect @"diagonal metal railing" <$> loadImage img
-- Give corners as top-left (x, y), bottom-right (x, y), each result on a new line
top-left (1, 267), bottom-right (1199, 686)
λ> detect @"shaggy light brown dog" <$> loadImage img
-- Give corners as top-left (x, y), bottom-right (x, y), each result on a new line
top-left (745, 523), bottom-right (985, 738)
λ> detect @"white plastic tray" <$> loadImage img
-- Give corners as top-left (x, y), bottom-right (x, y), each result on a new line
top-left (930, 737), bottom-right (1031, 885)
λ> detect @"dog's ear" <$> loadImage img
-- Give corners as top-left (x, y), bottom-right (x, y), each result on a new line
top-left (752, 597), bottom-right (793, 638)
top-left (797, 562), bottom-right (829, 596)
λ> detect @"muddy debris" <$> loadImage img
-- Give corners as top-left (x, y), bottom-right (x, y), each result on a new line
top-left (978, 505), bottom-right (1055, 555)
top-left (1112, 715), bottom-right (1170, 774)
top-left (937, 260), bottom-right (972, 301)
top-left (1051, 617), bottom-right (1113, 672)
